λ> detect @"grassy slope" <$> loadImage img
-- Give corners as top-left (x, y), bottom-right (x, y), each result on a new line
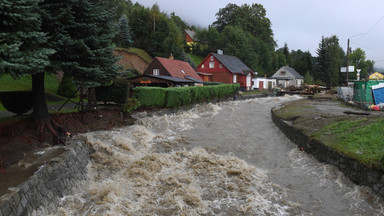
top-left (274, 97), bottom-right (384, 170)
top-left (188, 53), bottom-right (204, 66)
top-left (115, 47), bottom-right (153, 63)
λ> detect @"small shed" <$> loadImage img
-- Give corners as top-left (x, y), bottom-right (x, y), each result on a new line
top-left (128, 74), bottom-right (196, 87)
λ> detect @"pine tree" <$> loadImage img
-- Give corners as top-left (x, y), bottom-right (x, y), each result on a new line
top-left (0, 0), bottom-right (63, 141)
top-left (117, 15), bottom-right (132, 48)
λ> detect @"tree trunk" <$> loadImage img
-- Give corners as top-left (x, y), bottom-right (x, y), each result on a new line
top-left (32, 72), bottom-right (66, 144)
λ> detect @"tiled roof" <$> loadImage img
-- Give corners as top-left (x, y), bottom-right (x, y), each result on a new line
top-left (156, 57), bottom-right (203, 82)
top-left (212, 53), bottom-right (253, 75)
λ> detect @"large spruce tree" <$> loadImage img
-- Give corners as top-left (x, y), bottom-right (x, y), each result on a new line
top-left (0, 0), bottom-right (60, 141)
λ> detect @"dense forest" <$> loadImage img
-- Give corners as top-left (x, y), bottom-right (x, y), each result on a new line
top-left (110, 0), bottom-right (374, 87)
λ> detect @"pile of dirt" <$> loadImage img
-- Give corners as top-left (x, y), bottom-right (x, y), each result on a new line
top-left (0, 108), bottom-right (138, 169)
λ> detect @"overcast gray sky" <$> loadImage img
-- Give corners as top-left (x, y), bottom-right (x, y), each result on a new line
top-left (137, 0), bottom-right (384, 69)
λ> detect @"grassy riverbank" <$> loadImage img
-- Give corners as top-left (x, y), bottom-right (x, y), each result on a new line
top-left (274, 95), bottom-right (384, 170)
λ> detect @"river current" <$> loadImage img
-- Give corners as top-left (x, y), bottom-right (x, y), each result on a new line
top-left (36, 96), bottom-right (383, 215)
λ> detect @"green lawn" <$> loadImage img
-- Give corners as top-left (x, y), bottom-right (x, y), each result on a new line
top-left (188, 53), bottom-right (204, 66)
top-left (0, 73), bottom-right (63, 111)
top-left (313, 118), bottom-right (384, 169)
top-left (0, 73), bottom-right (60, 94)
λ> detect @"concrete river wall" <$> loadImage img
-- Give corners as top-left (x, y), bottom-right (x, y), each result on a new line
top-left (271, 108), bottom-right (384, 200)
top-left (0, 139), bottom-right (89, 216)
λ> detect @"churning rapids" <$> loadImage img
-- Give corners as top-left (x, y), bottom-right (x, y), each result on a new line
top-left (35, 96), bottom-right (384, 216)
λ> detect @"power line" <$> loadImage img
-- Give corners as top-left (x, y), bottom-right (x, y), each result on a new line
top-left (354, 15), bottom-right (384, 41)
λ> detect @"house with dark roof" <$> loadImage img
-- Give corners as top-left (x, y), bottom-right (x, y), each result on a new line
top-left (130, 56), bottom-right (202, 87)
top-left (196, 50), bottom-right (253, 90)
top-left (270, 66), bottom-right (304, 88)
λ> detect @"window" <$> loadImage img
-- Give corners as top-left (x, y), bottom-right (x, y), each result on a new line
top-left (181, 69), bottom-right (186, 74)
top-left (202, 64), bottom-right (205, 69)
top-left (210, 56), bottom-right (214, 61)
top-left (280, 71), bottom-right (286, 76)
top-left (219, 64), bottom-right (223, 68)
top-left (233, 75), bottom-right (237, 83)
top-left (209, 62), bottom-right (214, 68)
top-left (153, 69), bottom-right (159, 75)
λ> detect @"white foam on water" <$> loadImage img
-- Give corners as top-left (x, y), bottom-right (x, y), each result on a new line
top-left (37, 101), bottom-right (303, 216)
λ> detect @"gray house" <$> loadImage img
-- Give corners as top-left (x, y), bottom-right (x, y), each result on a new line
top-left (270, 66), bottom-right (304, 88)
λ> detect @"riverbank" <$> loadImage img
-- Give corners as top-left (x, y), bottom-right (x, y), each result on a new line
top-left (271, 95), bottom-right (384, 199)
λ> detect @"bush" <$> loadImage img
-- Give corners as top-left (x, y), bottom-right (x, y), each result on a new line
top-left (133, 87), bottom-right (166, 107)
top-left (122, 98), bottom-right (140, 113)
top-left (95, 78), bottom-right (132, 105)
top-left (133, 84), bottom-right (239, 108)
top-left (57, 74), bottom-right (78, 98)
top-left (165, 87), bottom-right (192, 108)
top-left (0, 91), bottom-right (33, 115)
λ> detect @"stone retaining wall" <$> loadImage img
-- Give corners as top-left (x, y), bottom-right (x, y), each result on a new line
top-left (271, 108), bottom-right (384, 199)
top-left (0, 138), bottom-right (89, 216)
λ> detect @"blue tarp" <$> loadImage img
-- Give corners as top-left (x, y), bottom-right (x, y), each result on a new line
top-left (372, 87), bottom-right (384, 105)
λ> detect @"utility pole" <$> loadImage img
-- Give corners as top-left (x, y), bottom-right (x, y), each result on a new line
top-left (346, 39), bottom-right (350, 84)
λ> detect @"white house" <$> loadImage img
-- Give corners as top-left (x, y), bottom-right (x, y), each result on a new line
top-left (270, 66), bottom-right (304, 88)
top-left (252, 77), bottom-right (276, 90)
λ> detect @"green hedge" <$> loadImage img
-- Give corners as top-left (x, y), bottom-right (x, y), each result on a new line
top-left (134, 84), bottom-right (239, 108)
top-left (95, 78), bottom-right (131, 105)
top-left (133, 87), bottom-right (166, 107)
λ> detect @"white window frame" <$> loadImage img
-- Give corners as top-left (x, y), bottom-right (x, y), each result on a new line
top-left (210, 56), bottom-right (214, 61)
top-left (153, 69), bottom-right (159, 75)
top-left (233, 74), bottom-right (237, 83)
top-left (202, 64), bottom-right (205, 69)
top-left (209, 62), bottom-right (214, 68)
top-left (219, 64), bottom-right (223, 68)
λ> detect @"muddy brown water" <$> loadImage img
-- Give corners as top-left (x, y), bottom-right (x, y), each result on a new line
top-left (35, 96), bottom-right (383, 215)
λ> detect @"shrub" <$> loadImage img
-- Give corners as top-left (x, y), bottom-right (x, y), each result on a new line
top-left (57, 74), bottom-right (78, 98)
top-left (122, 98), bottom-right (140, 113)
top-left (165, 87), bottom-right (192, 108)
top-left (0, 91), bottom-right (33, 115)
top-left (95, 78), bottom-right (132, 105)
top-left (133, 87), bottom-right (166, 107)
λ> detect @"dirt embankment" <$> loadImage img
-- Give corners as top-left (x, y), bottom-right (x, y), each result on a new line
top-left (0, 108), bottom-right (138, 169)
top-left (114, 50), bottom-right (150, 74)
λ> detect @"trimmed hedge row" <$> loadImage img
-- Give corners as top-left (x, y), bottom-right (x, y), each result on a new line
top-left (134, 84), bottom-right (240, 108)
top-left (133, 87), bottom-right (166, 107)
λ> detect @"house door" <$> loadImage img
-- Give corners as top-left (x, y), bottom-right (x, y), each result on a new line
top-left (268, 81), bottom-right (272, 90)
top-left (259, 81), bottom-right (264, 90)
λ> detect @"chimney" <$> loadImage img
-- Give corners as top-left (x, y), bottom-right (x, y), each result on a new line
top-left (169, 54), bottom-right (174, 60)
top-left (217, 49), bottom-right (223, 55)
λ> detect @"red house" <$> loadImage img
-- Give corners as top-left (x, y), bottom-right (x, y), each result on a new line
top-left (196, 50), bottom-right (253, 90)
top-left (142, 56), bottom-right (203, 85)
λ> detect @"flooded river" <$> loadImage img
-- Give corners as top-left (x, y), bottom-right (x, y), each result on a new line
top-left (39, 96), bottom-right (383, 215)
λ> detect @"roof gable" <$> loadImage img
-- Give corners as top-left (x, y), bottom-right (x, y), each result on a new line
top-left (271, 66), bottom-right (303, 79)
top-left (185, 30), bottom-right (196, 41)
top-left (212, 53), bottom-right (252, 74)
top-left (156, 57), bottom-right (203, 82)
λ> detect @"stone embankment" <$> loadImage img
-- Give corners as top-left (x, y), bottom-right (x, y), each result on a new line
top-left (0, 139), bottom-right (89, 216)
top-left (271, 107), bottom-right (384, 200)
